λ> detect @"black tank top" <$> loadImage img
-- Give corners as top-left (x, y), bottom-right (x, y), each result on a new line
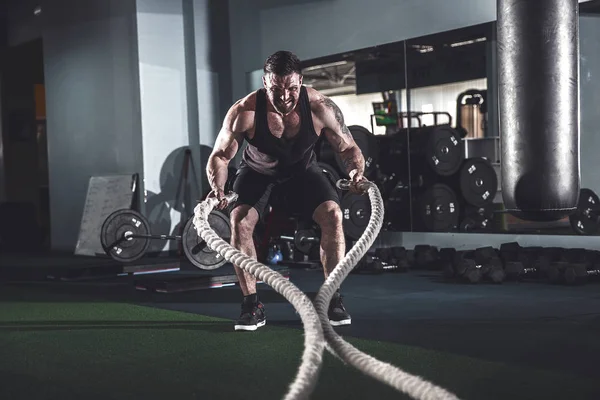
top-left (241, 86), bottom-right (319, 177)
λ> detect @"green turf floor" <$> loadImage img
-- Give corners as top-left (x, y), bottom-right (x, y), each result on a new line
top-left (0, 285), bottom-right (598, 400)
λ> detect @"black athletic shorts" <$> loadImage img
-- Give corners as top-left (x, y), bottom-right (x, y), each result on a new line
top-left (231, 162), bottom-right (340, 221)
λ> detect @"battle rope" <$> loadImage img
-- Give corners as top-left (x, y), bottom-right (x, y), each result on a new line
top-left (193, 182), bottom-right (461, 400)
top-left (193, 193), bottom-right (324, 400)
top-left (314, 180), bottom-right (461, 400)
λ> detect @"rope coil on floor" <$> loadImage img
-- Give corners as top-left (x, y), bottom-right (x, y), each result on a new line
top-left (193, 193), bottom-right (324, 400)
top-left (193, 181), bottom-right (461, 400)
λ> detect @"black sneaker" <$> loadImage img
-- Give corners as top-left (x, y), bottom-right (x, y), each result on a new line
top-left (234, 300), bottom-right (266, 332)
top-left (328, 291), bottom-right (351, 326)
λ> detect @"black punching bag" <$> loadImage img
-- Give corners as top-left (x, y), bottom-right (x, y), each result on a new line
top-left (498, 0), bottom-right (580, 221)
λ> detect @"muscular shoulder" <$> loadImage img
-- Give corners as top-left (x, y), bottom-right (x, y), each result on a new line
top-left (306, 86), bottom-right (328, 114)
top-left (306, 86), bottom-right (344, 130)
top-left (226, 91), bottom-right (257, 133)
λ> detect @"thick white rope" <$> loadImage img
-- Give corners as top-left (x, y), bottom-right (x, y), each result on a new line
top-left (314, 181), bottom-right (461, 400)
top-left (193, 183), bottom-right (461, 400)
top-left (193, 193), bottom-right (324, 400)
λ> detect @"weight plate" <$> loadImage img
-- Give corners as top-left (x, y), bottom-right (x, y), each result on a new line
top-left (294, 229), bottom-right (319, 255)
top-left (182, 210), bottom-right (232, 270)
top-left (569, 188), bottom-right (600, 235)
top-left (100, 209), bottom-right (151, 263)
top-left (417, 126), bottom-right (463, 176)
top-left (459, 157), bottom-right (497, 207)
top-left (341, 192), bottom-right (372, 240)
top-left (415, 183), bottom-right (460, 231)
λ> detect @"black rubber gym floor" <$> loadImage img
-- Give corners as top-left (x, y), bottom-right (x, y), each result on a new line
top-left (1, 258), bottom-right (600, 399)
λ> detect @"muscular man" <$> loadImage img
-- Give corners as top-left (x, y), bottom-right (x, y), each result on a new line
top-left (206, 50), bottom-right (366, 331)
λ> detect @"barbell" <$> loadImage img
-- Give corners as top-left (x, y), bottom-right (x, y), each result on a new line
top-left (100, 208), bottom-right (232, 270)
top-left (278, 229), bottom-right (320, 255)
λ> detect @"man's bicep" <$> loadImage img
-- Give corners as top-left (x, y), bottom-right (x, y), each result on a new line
top-left (212, 127), bottom-right (242, 161)
top-left (211, 104), bottom-right (251, 161)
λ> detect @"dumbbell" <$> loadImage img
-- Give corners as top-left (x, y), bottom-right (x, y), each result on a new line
top-left (372, 258), bottom-right (403, 273)
top-left (563, 263), bottom-right (600, 285)
top-left (370, 251), bottom-right (405, 273)
top-left (445, 251), bottom-right (482, 283)
top-left (481, 258), bottom-right (505, 283)
top-left (353, 254), bottom-right (375, 274)
top-left (354, 249), bottom-right (393, 274)
top-left (527, 247), bottom-right (564, 279)
top-left (504, 261), bottom-right (541, 281)
top-left (446, 247), bottom-right (504, 283)
top-left (375, 247), bottom-right (392, 263)
top-left (389, 246), bottom-right (411, 272)
top-left (375, 247), bottom-right (409, 272)
top-left (546, 262), bottom-right (572, 284)
top-left (500, 245), bottom-right (560, 279)
top-left (546, 249), bottom-right (597, 284)
top-left (500, 242), bottom-right (537, 274)
top-left (547, 261), bottom-right (596, 285)
top-left (446, 248), bottom-right (505, 284)
top-left (473, 247), bottom-right (505, 283)
top-left (354, 254), bottom-right (401, 274)
top-left (413, 245), bottom-right (439, 269)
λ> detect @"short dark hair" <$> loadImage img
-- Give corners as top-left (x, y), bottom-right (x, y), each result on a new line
top-left (263, 51), bottom-right (302, 76)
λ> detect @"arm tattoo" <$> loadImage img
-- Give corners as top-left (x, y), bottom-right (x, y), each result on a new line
top-left (322, 98), bottom-right (352, 138)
